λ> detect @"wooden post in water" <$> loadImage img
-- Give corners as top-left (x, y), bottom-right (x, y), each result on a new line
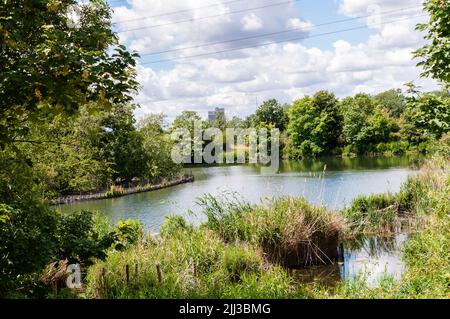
top-left (125, 264), bottom-right (130, 287)
top-left (156, 264), bottom-right (162, 284)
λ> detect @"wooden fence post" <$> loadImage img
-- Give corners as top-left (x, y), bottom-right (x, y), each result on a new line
top-left (101, 267), bottom-right (107, 297)
top-left (156, 264), bottom-right (162, 284)
top-left (125, 264), bottom-right (130, 287)
top-left (134, 263), bottom-right (138, 289)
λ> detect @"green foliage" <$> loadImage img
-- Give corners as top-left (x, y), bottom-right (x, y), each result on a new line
top-left (0, 201), bottom-right (58, 295)
top-left (0, 0), bottom-right (139, 146)
top-left (200, 195), bottom-right (345, 266)
top-left (255, 99), bottom-right (288, 131)
top-left (160, 215), bottom-right (194, 238)
top-left (96, 105), bottom-right (148, 182)
top-left (0, 148), bottom-right (59, 294)
top-left (373, 89), bottom-right (407, 118)
top-left (170, 111), bottom-right (202, 136)
top-left (19, 109), bottom-right (113, 197)
top-left (287, 91), bottom-right (342, 157)
top-left (111, 219), bottom-right (144, 251)
top-left (414, 0), bottom-right (450, 86)
top-left (138, 114), bottom-right (181, 182)
top-left (55, 211), bottom-right (115, 264)
top-left (401, 92), bottom-right (450, 143)
top-left (226, 116), bottom-right (246, 129)
top-left (340, 94), bottom-right (397, 154)
top-left (85, 221), bottom-right (292, 299)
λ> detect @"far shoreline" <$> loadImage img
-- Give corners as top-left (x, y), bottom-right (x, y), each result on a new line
top-left (51, 174), bottom-right (195, 206)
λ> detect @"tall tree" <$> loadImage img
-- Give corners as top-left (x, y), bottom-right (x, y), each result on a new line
top-left (414, 0), bottom-right (450, 86)
top-left (373, 89), bottom-right (407, 118)
top-left (0, 0), bottom-right (139, 146)
top-left (255, 99), bottom-right (288, 131)
top-left (340, 94), bottom-right (395, 153)
top-left (96, 105), bottom-right (147, 182)
top-left (138, 114), bottom-right (181, 182)
top-left (287, 91), bottom-right (342, 157)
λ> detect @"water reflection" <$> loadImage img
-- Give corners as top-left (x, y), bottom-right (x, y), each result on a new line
top-left (57, 156), bottom-right (418, 232)
top-left (293, 234), bottom-right (407, 287)
top-left (341, 234), bottom-right (407, 286)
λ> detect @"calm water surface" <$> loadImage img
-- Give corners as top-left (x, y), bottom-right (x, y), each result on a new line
top-left (57, 156), bottom-right (418, 232)
top-left (57, 156), bottom-right (419, 286)
top-left (294, 233), bottom-right (408, 287)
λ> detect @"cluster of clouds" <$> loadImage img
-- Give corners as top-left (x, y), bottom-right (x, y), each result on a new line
top-left (112, 0), bottom-right (439, 121)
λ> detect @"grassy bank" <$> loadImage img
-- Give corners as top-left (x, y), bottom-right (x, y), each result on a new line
top-left (80, 146), bottom-right (448, 299)
top-left (85, 218), bottom-right (293, 299)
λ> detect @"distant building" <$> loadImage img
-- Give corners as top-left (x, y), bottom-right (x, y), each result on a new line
top-left (208, 107), bottom-right (225, 121)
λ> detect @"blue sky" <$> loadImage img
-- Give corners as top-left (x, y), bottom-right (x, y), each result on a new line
top-left (105, 0), bottom-right (438, 122)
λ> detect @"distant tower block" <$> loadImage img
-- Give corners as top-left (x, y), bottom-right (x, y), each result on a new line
top-left (208, 107), bottom-right (225, 121)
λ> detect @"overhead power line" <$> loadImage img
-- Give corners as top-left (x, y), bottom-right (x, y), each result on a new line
top-left (138, 5), bottom-right (422, 57)
top-left (117, 0), bottom-right (302, 33)
top-left (139, 14), bottom-right (427, 65)
top-left (113, 0), bottom-right (250, 24)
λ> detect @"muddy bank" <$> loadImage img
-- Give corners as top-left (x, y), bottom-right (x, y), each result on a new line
top-left (52, 174), bottom-right (195, 205)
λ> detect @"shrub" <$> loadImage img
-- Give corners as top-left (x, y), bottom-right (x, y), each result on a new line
top-left (343, 193), bottom-right (399, 236)
top-left (0, 201), bottom-right (58, 296)
top-left (111, 219), bottom-right (144, 251)
top-left (160, 215), bottom-right (193, 238)
top-left (105, 185), bottom-right (125, 198)
top-left (56, 211), bottom-right (115, 264)
top-left (200, 195), bottom-right (345, 267)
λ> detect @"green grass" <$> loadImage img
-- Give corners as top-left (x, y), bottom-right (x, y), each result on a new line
top-left (82, 144), bottom-right (449, 299)
top-left (199, 195), bottom-right (345, 267)
top-left (85, 219), bottom-right (294, 299)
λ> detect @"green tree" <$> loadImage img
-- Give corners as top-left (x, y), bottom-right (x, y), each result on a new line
top-left (0, 0), bottom-right (139, 146)
top-left (138, 114), bottom-right (181, 182)
top-left (287, 91), bottom-right (342, 157)
top-left (414, 0), bottom-right (450, 86)
top-left (340, 94), bottom-right (396, 153)
top-left (170, 111), bottom-right (202, 136)
top-left (170, 111), bottom-right (203, 162)
top-left (255, 99), bottom-right (288, 131)
top-left (373, 89), bottom-right (407, 118)
top-left (401, 91), bottom-right (450, 144)
top-left (20, 109), bottom-right (113, 197)
top-left (97, 105), bottom-right (147, 182)
top-left (226, 116), bottom-right (246, 129)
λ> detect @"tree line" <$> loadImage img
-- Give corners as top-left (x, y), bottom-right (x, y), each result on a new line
top-left (169, 86), bottom-right (449, 160)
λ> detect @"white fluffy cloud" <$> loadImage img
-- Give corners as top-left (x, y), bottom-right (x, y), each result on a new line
top-left (241, 13), bottom-right (263, 31)
top-left (113, 0), bottom-right (438, 122)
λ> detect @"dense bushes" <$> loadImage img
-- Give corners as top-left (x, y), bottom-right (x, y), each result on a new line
top-left (283, 88), bottom-right (450, 158)
top-left (85, 221), bottom-right (292, 299)
top-left (0, 202), bottom-right (143, 297)
top-left (21, 106), bottom-right (182, 199)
